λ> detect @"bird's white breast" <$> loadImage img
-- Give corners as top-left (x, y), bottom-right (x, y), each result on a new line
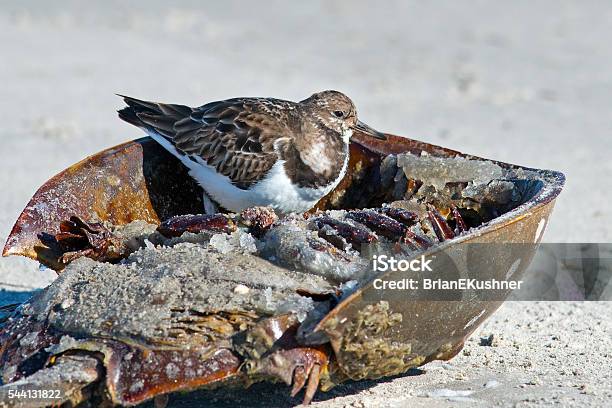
top-left (147, 130), bottom-right (349, 213)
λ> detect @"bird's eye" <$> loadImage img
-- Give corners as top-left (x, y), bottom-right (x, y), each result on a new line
top-left (333, 110), bottom-right (345, 118)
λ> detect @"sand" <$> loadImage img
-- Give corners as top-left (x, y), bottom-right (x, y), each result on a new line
top-left (1, 1), bottom-right (610, 406)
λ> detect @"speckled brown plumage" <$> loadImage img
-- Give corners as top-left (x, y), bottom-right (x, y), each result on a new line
top-left (118, 91), bottom-right (385, 213)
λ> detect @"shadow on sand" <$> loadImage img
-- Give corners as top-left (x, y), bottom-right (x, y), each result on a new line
top-left (0, 289), bottom-right (37, 307)
top-left (145, 368), bottom-right (425, 408)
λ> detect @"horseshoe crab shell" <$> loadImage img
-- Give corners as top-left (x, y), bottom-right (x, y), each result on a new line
top-left (0, 131), bottom-right (564, 405)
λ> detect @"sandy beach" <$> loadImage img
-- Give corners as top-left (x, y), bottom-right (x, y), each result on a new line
top-left (1, 1), bottom-right (610, 406)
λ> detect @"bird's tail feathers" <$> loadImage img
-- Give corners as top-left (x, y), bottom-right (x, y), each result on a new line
top-left (117, 94), bottom-right (192, 140)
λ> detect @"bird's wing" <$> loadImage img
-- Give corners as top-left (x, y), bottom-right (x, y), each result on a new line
top-left (118, 96), bottom-right (295, 189)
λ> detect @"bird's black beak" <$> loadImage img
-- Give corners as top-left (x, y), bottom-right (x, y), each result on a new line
top-left (354, 120), bottom-right (387, 140)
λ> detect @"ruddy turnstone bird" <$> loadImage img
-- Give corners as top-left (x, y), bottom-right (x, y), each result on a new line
top-left (118, 91), bottom-right (386, 214)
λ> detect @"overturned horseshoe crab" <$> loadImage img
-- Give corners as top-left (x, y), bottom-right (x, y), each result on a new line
top-left (0, 131), bottom-right (564, 406)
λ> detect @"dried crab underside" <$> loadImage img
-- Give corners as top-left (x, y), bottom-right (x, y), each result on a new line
top-left (0, 150), bottom-right (551, 407)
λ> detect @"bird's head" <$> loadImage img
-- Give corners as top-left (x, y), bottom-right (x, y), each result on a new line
top-left (300, 90), bottom-right (386, 142)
